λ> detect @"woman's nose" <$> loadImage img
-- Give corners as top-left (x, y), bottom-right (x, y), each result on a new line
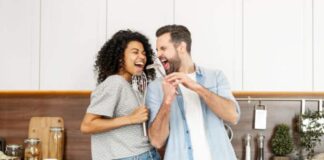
top-left (138, 53), bottom-right (147, 61)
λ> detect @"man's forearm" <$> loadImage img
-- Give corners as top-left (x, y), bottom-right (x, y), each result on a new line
top-left (148, 102), bottom-right (171, 149)
top-left (195, 85), bottom-right (238, 124)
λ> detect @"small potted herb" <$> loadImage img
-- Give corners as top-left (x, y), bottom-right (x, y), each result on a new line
top-left (271, 124), bottom-right (294, 160)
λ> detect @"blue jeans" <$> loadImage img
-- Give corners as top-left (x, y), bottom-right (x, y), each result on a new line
top-left (116, 148), bottom-right (160, 160)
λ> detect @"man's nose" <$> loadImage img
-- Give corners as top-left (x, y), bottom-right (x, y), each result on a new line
top-left (157, 50), bottom-right (162, 58)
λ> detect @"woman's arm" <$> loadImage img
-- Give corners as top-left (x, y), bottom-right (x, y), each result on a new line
top-left (80, 106), bottom-right (148, 134)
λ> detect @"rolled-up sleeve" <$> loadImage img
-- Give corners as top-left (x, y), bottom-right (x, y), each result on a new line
top-left (87, 81), bottom-right (121, 117)
top-left (216, 71), bottom-right (241, 119)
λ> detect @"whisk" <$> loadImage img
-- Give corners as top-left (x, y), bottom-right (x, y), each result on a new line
top-left (146, 61), bottom-right (180, 95)
top-left (131, 72), bottom-right (148, 136)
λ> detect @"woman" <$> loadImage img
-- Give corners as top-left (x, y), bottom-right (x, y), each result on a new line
top-left (80, 30), bottom-right (159, 160)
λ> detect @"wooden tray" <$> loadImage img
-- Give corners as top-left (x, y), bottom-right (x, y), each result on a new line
top-left (28, 117), bottom-right (64, 159)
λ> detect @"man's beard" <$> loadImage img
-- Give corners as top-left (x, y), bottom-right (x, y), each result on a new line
top-left (165, 53), bottom-right (181, 75)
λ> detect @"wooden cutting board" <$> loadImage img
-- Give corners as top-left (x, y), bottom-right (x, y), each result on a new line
top-left (28, 117), bottom-right (64, 159)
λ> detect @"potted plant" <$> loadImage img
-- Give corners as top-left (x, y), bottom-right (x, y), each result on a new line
top-left (271, 124), bottom-right (294, 160)
top-left (299, 110), bottom-right (324, 159)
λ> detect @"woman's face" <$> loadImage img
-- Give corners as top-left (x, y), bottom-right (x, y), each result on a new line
top-left (119, 41), bottom-right (147, 81)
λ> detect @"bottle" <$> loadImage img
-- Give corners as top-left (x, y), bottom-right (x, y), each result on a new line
top-left (48, 127), bottom-right (64, 160)
top-left (257, 134), bottom-right (265, 160)
top-left (5, 144), bottom-right (23, 160)
top-left (244, 134), bottom-right (252, 160)
top-left (0, 137), bottom-right (5, 152)
top-left (24, 138), bottom-right (41, 160)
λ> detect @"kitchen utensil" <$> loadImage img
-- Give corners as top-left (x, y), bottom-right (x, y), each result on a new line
top-left (132, 72), bottom-right (148, 137)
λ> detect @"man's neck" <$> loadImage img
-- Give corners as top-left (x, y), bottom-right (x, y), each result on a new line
top-left (179, 55), bottom-right (195, 74)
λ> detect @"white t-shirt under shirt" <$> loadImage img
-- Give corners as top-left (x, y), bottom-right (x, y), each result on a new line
top-left (179, 72), bottom-right (212, 160)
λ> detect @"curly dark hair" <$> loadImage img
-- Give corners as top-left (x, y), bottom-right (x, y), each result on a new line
top-left (94, 30), bottom-right (156, 84)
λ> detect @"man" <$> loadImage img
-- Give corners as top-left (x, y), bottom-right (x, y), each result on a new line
top-left (146, 24), bottom-right (240, 160)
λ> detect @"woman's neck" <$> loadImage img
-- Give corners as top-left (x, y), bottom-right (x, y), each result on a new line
top-left (117, 70), bottom-right (132, 82)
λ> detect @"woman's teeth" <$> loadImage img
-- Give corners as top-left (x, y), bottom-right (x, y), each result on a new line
top-left (135, 62), bottom-right (144, 68)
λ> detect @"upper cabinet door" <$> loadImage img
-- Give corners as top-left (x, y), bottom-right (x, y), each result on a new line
top-left (314, 0), bottom-right (324, 91)
top-left (40, 0), bottom-right (106, 90)
top-left (107, 0), bottom-right (174, 49)
top-left (243, 0), bottom-right (313, 91)
top-left (174, 0), bottom-right (243, 90)
top-left (0, 0), bottom-right (40, 90)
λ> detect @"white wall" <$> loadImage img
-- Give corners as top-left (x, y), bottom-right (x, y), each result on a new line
top-left (314, 0), bottom-right (324, 91)
top-left (175, 0), bottom-right (243, 90)
top-left (0, 0), bottom-right (40, 90)
top-left (243, 0), bottom-right (313, 91)
top-left (106, 0), bottom-right (173, 48)
top-left (40, 0), bottom-right (106, 90)
top-left (0, 0), bottom-right (323, 91)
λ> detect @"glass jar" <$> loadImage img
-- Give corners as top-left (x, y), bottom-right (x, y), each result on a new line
top-left (5, 144), bottom-right (23, 160)
top-left (24, 138), bottom-right (41, 160)
top-left (48, 127), bottom-right (64, 160)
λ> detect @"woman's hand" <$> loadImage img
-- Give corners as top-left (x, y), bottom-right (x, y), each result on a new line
top-left (128, 106), bottom-right (149, 124)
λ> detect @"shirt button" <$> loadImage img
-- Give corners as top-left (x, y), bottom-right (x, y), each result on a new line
top-left (188, 147), bottom-right (191, 150)
top-left (186, 130), bottom-right (189, 134)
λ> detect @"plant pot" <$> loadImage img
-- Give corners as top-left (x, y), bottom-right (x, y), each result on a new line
top-left (272, 156), bottom-right (290, 160)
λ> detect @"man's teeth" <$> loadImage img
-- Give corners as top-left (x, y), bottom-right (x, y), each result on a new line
top-left (160, 59), bottom-right (167, 63)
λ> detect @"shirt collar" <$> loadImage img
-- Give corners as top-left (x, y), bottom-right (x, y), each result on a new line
top-left (195, 65), bottom-right (203, 76)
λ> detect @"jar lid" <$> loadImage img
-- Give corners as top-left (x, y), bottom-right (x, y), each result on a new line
top-left (24, 138), bottom-right (40, 144)
top-left (6, 144), bottom-right (22, 149)
top-left (50, 127), bottom-right (64, 132)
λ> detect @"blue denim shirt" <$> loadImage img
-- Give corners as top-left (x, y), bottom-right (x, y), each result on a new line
top-left (146, 66), bottom-right (240, 160)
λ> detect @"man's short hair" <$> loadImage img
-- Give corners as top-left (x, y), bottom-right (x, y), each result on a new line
top-left (156, 24), bottom-right (192, 53)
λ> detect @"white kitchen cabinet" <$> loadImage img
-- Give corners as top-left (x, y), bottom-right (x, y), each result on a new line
top-left (106, 0), bottom-right (173, 80)
top-left (0, 0), bottom-right (40, 90)
top-left (243, 0), bottom-right (313, 91)
top-left (314, 0), bottom-right (324, 91)
top-left (174, 0), bottom-right (243, 90)
top-left (107, 0), bottom-right (173, 50)
top-left (107, 0), bottom-right (173, 51)
top-left (1, 0), bottom-right (323, 91)
top-left (40, 0), bottom-right (106, 90)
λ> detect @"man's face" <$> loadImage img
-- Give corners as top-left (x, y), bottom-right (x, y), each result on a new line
top-left (156, 33), bottom-right (181, 75)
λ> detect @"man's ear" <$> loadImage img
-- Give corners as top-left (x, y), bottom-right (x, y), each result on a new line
top-left (179, 41), bottom-right (187, 53)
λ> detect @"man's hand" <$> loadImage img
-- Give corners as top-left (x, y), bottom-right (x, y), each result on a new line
top-left (162, 77), bottom-right (179, 105)
top-left (165, 72), bottom-right (200, 91)
top-left (166, 72), bottom-right (239, 124)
